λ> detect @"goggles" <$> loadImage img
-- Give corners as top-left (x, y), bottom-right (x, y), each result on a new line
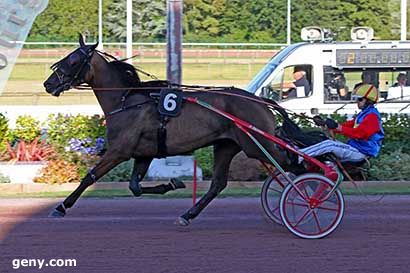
top-left (351, 95), bottom-right (365, 102)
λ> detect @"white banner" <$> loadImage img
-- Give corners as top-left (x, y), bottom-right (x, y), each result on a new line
top-left (0, 0), bottom-right (48, 93)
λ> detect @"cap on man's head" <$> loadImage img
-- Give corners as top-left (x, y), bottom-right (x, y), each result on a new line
top-left (293, 66), bottom-right (305, 73)
top-left (397, 71), bottom-right (407, 80)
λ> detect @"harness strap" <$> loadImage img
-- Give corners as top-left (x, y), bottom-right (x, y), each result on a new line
top-left (107, 94), bottom-right (154, 116)
top-left (157, 115), bottom-right (169, 158)
top-left (108, 102), bottom-right (148, 115)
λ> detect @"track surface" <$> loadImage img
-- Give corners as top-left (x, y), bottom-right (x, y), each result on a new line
top-left (1, 196), bottom-right (410, 273)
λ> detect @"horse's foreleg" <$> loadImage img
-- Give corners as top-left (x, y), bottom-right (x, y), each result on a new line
top-left (128, 157), bottom-right (152, 196)
top-left (49, 151), bottom-right (127, 217)
top-left (178, 140), bottom-right (240, 225)
top-left (129, 157), bottom-right (186, 196)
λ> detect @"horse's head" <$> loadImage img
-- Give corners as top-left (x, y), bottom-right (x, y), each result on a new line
top-left (44, 34), bottom-right (98, 96)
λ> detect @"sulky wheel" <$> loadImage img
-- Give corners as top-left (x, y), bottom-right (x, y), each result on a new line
top-left (279, 173), bottom-right (344, 239)
top-left (261, 172), bottom-right (296, 225)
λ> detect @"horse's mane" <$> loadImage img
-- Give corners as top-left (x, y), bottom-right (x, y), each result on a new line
top-left (108, 60), bottom-right (142, 87)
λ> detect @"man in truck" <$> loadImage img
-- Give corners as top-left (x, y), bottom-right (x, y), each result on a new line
top-left (280, 66), bottom-right (311, 99)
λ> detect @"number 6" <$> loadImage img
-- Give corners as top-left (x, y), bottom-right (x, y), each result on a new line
top-left (164, 93), bottom-right (177, 111)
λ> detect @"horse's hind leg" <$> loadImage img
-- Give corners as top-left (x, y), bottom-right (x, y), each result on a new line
top-left (129, 157), bottom-right (186, 197)
top-left (49, 150), bottom-right (127, 217)
top-left (178, 140), bottom-right (241, 225)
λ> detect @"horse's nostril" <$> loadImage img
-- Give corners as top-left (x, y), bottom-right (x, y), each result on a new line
top-left (43, 81), bottom-right (54, 92)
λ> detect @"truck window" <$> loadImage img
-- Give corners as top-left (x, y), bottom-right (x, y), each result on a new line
top-left (324, 68), bottom-right (410, 103)
top-left (324, 70), bottom-right (350, 101)
top-left (385, 71), bottom-right (410, 101)
top-left (264, 65), bottom-right (312, 101)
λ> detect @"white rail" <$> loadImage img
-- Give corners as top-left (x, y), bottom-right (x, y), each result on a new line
top-left (13, 41), bottom-right (287, 48)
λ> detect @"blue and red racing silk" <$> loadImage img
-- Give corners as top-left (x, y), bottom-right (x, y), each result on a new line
top-left (338, 105), bottom-right (384, 157)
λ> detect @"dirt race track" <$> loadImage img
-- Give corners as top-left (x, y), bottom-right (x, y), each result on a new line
top-left (1, 196), bottom-right (410, 273)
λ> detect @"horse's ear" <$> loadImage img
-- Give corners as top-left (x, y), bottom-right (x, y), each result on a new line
top-left (90, 42), bottom-right (99, 50)
top-left (78, 33), bottom-right (86, 47)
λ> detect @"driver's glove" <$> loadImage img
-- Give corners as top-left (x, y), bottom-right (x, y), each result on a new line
top-left (325, 118), bottom-right (339, 129)
top-left (313, 115), bottom-right (326, 127)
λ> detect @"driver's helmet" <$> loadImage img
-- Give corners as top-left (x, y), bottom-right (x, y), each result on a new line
top-left (353, 84), bottom-right (379, 102)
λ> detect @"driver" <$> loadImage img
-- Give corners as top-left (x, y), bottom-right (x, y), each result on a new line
top-left (299, 84), bottom-right (384, 163)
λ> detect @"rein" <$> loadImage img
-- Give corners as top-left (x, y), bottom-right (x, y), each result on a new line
top-left (96, 50), bottom-right (159, 80)
top-left (67, 49), bottom-right (311, 122)
top-left (74, 82), bottom-right (312, 121)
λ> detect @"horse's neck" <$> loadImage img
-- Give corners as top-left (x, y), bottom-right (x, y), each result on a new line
top-left (88, 57), bottom-right (127, 115)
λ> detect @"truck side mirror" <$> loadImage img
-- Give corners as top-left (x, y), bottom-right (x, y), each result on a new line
top-left (261, 86), bottom-right (269, 97)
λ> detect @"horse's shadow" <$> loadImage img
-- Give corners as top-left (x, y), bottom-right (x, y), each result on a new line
top-left (0, 196), bottom-right (281, 273)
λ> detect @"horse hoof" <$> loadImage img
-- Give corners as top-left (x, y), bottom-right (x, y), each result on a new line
top-left (170, 178), bottom-right (186, 190)
top-left (176, 216), bottom-right (190, 226)
top-left (48, 208), bottom-right (65, 218)
top-left (129, 185), bottom-right (142, 197)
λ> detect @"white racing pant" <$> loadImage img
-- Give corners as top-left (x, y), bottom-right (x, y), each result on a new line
top-left (299, 139), bottom-right (367, 163)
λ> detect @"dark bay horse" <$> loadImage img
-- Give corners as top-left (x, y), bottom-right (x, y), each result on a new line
top-left (43, 35), bottom-right (294, 225)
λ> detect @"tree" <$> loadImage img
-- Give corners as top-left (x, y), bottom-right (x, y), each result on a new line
top-left (184, 0), bottom-right (226, 40)
top-left (105, 0), bottom-right (166, 42)
top-left (29, 0), bottom-right (113, 42)
top-left (184, 0), bottom-right (287, 43)
top-left (345, 0), bottom-right (395, 40)
top-left (291, 0), bottom-right (395, 42)
top-left (28, 0), bottom-right (407, 43)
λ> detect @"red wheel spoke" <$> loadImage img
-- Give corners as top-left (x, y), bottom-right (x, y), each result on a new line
top-left (293, 208), bottom-right (313, 227)
top-left (274, 177), bottom-right (286, 188)
top-left (316, 204), bottom-right (339, 212)
top-left (271, 206), bottom-right (280, 214)
top-left (295, 195), bottom-right (307, 203)
top-left (312, 184), bottom-right (330, 200)
top-left (286, 201), bottom-right (309, 208)
top-left (303, 184), bottom-right (311, 199)
top-left (292, 185), bottom-right (309, 202)
top-left (268, 187), bottom-right (282, 194)
top-left (312, 210), bottom-right (324, 234)
top-left (316, 190), bottom-right (329, 200)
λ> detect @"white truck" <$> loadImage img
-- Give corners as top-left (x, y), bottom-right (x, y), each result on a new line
top-left (246, 26), bottom-right (410, 114)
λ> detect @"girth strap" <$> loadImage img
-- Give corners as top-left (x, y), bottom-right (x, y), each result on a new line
top-left (157, 115), bottom-right (169, 158)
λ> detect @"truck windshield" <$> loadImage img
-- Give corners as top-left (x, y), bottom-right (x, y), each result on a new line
top-left (245, 43), bottom-right (303, 93)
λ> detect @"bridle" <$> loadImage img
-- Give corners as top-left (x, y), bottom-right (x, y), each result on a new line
top-left (50, 47), bottom-right (95, 95)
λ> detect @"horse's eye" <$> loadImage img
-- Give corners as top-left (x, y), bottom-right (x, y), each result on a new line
top-left (69, 54), bottom-right (81, 66)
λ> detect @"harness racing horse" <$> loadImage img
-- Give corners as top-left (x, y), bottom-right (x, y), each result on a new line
top-left (43, 35), bottom-right (294, 226)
